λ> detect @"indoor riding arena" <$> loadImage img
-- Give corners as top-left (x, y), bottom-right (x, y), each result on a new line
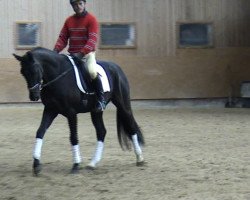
top-left (0, 103), bottom-right (250, 199)
top-left (0, 0), bottom-right (250, 200)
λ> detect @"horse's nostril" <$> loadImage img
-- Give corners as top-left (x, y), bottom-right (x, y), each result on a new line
top-left (30, 96), bottom-right (39, 101)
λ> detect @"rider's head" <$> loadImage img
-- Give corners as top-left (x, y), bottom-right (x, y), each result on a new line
top-left (70, 0), bottom-right (86, 15)
top-left (70, 0), bottom-right (86, 4)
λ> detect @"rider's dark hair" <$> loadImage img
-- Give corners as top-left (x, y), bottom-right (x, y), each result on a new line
top-left (70, 0), bottom-right (86, 4)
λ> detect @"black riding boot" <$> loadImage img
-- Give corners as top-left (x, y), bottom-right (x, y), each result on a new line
top-left (94, 75), bottom-right (106, 112)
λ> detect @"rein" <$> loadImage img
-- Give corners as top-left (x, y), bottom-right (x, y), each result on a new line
top-left (29, 83), bottom-right (41, 91)
top-left (41, 67), bottom-right (73, 90)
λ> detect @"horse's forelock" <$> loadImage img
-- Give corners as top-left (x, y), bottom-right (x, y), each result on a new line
top-left (25, 51), bottom-right (34, 62)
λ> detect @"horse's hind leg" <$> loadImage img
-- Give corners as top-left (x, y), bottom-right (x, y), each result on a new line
top-left (120, 107), bottom-right (145, 165)
top-left (33, 108), bottom-right (58, 175)
top-left (112, 97), bottom-right (145, 166)
top-left (87, 111), bottom-right (106, 169)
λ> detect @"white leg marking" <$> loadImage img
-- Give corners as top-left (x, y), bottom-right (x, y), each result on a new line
top-left (132, 134), bottom-right (142, 155)
top-left (132, 134), bottom-right (144, 163)
top-left (88, 141), bottom-right (104, 168)
top-left (33, 138), bottom-right (43, 160)
top-left (72, 145), bottom-right (82, 164)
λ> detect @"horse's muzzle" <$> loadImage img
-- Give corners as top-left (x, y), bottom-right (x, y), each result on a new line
top-left (29, 91), bottom-right (40, 101)
top-left (29, 83), bottom-right (41, 101)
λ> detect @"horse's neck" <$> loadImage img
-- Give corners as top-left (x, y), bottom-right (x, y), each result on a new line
top-left (39, 56), bottom-right (62, 83)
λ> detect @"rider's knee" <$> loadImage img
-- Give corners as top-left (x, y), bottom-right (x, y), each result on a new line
top-left (89, 70), bottom-right (97, 79)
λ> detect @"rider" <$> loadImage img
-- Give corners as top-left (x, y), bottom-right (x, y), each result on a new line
top-left (53, 0), bottom-right (106, 112)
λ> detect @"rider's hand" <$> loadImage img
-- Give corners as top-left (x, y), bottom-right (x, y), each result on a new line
top-left (53, 48), bottom-right (59, 53)
top-left (71, 52), bottom-right (84, 59)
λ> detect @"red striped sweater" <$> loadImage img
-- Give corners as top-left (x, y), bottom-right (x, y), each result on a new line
top-left (54, 12), bottom-right (99, 55)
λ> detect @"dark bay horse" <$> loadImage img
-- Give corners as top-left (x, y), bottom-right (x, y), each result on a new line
top-left (13, 47), bottom-right (145, 175)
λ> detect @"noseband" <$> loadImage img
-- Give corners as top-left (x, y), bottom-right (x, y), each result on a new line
top-left (29, 83), bottom-right (41, 92)
top-left (28, 62), bottom-right (43, 92)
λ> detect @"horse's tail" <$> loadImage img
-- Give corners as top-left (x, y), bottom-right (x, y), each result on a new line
top-left (116, 108), bottom-right (145, 150)
top-left (108, 61), bottom-right (145, 150)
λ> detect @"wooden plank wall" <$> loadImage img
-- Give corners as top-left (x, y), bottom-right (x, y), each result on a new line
top-left (1, 0), bottom-right (250, 102)
top-left (1, 0), bottom-right (249, 57)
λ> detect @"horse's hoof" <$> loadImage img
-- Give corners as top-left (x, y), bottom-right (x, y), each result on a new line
top-left (71, 163), bottom-right (81, 174)
top-left (33, 165), bottom-right (42, 176)
top-left (136, 155), bottom-right (145, 166)
top-left (86, 163), bottom-right (96, 170)
top-left (33, 159), bottom-right (42, 176)
top-left (136, 160), bottom-right (145, 166)
top-left (136, 155), bottom-right (144, 162)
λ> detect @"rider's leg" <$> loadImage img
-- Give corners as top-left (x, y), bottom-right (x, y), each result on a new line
top-left (85, 52), bottom-right (106, 112)
top-left (93, 75), bottom-right (106, 111)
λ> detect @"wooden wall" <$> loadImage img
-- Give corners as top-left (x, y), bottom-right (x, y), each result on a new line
top-left (1, 0), bottom-right (250, 102)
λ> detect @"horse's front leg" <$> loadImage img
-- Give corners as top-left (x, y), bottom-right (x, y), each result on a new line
top-left (87, 112), bottom-right (106, 169)
top-left (33, 108), bottom-right (58, 175)
top-left (67, 114), bottom-right (82, 174)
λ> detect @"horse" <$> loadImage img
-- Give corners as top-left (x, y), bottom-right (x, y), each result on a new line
top-left (13, 47), bottom-right (145, 175)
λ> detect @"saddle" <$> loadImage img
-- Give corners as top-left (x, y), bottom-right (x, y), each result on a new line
top-left (66, 55), bottom-right (111, 95)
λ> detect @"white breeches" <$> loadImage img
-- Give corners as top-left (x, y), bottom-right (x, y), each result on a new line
top-left (84, 52), bottom-right (98, 79)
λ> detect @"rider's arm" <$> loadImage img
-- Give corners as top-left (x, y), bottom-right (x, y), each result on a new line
top-left (54, 20), bottom-right (70, 53)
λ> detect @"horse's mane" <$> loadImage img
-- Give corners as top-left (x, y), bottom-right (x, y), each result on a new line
top-left (30, 47), bottom-right (55, 56)
top-left (29, 47), bottom-right (62, 66)
top-left (27, 47), bottom-right (59, 60)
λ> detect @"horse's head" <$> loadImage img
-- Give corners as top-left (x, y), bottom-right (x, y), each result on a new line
top-left (13, 51), bottom-right (43, 101)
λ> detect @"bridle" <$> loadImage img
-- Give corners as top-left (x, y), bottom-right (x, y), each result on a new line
top-left (28, 67), bottom-right (73, 92)
top-left (29, 83), bottom-right (41, 91)
top-left (28, 63), bottom-right (43, 92)
top-left (41, 67), bottom-right (73, 89)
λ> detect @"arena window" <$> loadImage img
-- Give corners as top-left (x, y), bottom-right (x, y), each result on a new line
top-left (14, 21), bottom-right (41, 50)
top-left (177, 22), bottom-right (214, 48)
top-left (99, 22), bottom-right (136, 49)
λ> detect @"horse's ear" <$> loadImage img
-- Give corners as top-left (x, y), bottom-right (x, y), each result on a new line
top-left (13, 53), bottom-right (24, 62)
top-left (26, 51), bottom-right (34, 62)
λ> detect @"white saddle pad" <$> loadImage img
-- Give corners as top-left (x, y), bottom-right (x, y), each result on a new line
top-left (67, 55), bottom-right (110, 94)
